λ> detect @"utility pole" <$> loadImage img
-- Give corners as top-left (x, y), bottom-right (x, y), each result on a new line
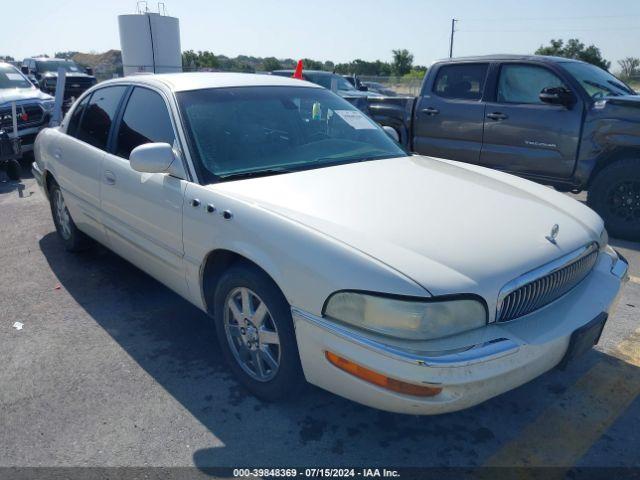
top-left (449, 18), bottom-right (458, 58)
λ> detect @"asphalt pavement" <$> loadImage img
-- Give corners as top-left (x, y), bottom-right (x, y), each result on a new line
top-left (1, 166), bottom-right (640, 472)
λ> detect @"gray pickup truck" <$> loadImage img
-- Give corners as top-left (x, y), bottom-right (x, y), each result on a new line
top-left (368, 55), bottom-right (640, 240)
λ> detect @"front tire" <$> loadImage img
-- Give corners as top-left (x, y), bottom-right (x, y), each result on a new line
top-left (213, 263), bottom-right (304, 401)
top-left (588, 159), bottom-right (640, 241)
top-left (49, 182), bottom-right (91, 252)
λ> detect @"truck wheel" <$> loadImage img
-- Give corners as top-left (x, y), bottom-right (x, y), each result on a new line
top-left (6, 160), bottom-right (21, 181)
top-left (49, 182), bottom-right (91, 252)
top-left (588, 158), bottom-right (640, 241)
top-left (213, 263), bottom-right (304, 401)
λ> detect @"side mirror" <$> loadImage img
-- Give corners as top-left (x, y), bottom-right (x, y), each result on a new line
top-left (358, 85), bottom-right (368, 92)
top-left (382, 126), bottom-right (400, 142)
top-left (21, 66), bottom-right (29, 74)
top-left (85, 67), bottom-right (93, 76)
top-left (129, 142), bottom-right (185, 178)
top-left (539, 87), bottom-right (574, 107)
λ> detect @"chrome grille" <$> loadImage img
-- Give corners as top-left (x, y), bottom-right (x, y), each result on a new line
top-left (496, 243), bottom-right (599, 322)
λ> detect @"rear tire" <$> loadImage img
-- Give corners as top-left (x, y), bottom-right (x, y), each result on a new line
top-left (6, 159), bottom-right (21, 180)
top-left (588, 158), bottom-right (640, 241)
top-left (49, 182), bottom-right (91, 252)
top-left (212, 263), bottom-right (304, 401)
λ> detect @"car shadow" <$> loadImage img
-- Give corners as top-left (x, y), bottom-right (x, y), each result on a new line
top-left (38, 232), bottom-right (640, 468)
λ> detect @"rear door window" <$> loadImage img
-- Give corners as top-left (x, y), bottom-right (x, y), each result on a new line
top-left (75, 86), bottom-right (126, 150)
top-left (66, 95), bottom-right (90, 138)
top-left (433, 63), bottom-right (489, 100)
top-left (115, 87), bottom-right (176, 159)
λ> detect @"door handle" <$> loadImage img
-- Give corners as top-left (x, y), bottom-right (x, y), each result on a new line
top-left (103, 170), bottom-right (116, 185)
top-left (486, 112), bottom-right (508, 120)
top-left (421, 107), bottom-right (440, 116)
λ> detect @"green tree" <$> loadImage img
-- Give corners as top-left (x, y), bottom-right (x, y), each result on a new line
top-left (301, 58), bottom-right (325, 70)
top-left (535, 39), bottom-right (610, 70)
top-left (261, 57), bottom-right (282, 72)
top-left (618, 57), bottom-right (640, 81)
top-left (391, 49), bottom-right (413, 76)
top-left (0, 55), bottom-right (15, 62)
top-left (182, 50), bottom-right (220, 70)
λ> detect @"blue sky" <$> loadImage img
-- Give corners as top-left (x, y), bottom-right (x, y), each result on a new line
top-left (2, 0), bottom-right (639, 71)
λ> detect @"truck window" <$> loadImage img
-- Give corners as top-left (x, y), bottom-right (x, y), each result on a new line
top-left (115, 87), bottom-right (176, 159)
top-left (497, 64), bottom-right (566, 104)
top-left (75, 86), bottom-right (126, 150)
top-left (433, 64), bottom-right (488, 100)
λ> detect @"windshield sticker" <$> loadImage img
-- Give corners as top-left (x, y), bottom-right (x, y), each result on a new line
top-left (335, 110), bottom-right (376, 130)
top-left (69, 66), bottom-right (79, 71)
top-left (5, 73), bottom-right (24, 81)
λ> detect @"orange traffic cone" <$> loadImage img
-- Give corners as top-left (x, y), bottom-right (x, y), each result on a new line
top-left (293, 60), bottom-right (303, 79)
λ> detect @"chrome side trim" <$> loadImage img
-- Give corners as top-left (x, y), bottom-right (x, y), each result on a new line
top-left (291, 307), bottom-right (520, 368)
top-left (495, 242), bottom-right (598, 323)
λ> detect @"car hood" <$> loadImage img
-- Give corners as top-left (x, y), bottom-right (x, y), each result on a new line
top-left (211, 156), bottom-right (603, 309)
top-left (340, 90), bottom-right (383, 98)
top-left (602, 94), bottom-right (640, 110)
top-left (0, 87), bottom-right (53, 106)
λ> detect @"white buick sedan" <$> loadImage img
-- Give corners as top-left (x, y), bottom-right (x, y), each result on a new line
top-left (33, 73), bottom-right (628, 414)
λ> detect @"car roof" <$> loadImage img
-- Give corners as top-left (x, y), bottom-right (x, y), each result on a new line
top-left (97, 72), bottom-right (324, 92)
top-left (434, 54), bottom-right (586, 65)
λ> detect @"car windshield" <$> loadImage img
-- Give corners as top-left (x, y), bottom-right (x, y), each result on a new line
top-left (305, 73), bottom-right (357, 92)
top-left (0, 65), bottom-right (32, 89)
top-left (562, 62), bottom-right (635, 98)
top-left (36, 60), bottom-right (82, 73)
top-left (177, 86), bottom-right (406, 183)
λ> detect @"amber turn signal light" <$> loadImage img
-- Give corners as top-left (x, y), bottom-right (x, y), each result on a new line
top-left (324, 351), bottom-right (442, 397)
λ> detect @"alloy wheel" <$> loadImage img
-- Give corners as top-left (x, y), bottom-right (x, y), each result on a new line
top-left (54, 189), bottom-right (72, 240)
top-left (223, 287), bottom-right (281, 382)
top-left (607, 180), bottom-right (640, 224)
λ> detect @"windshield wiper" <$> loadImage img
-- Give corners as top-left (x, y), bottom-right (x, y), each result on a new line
top-left (218, 168), bottom-right (294, 181)
top-left (314, 154), bottom-right (399, 165)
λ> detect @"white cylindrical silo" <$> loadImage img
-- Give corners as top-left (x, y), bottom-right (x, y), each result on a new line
top-left (118, 12), bottom-right (182, 76)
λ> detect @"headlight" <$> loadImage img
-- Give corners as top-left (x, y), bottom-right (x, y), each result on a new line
top-left (324, 292), bottom-right (487, 340)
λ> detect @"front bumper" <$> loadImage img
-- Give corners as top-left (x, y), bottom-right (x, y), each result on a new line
top-left (292, 251), bottom-right (628, 415)
top-left (6, 124), bottom-right (47, 152)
